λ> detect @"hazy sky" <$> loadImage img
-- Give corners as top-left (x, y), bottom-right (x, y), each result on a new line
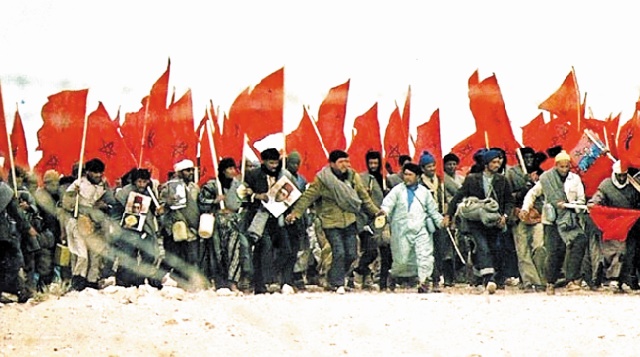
top-left (1, 1), bottom-right (639, 166)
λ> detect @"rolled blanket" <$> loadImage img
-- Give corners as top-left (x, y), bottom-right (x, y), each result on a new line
top-left (456, 196), bottom-right (502, 227)
top-left (247, 209), bottom-right (269, 243)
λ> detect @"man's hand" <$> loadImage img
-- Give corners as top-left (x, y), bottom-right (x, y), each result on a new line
top-left (28, 226), bottom-right (38, 238)
top-left (285, 213), bottom-right (299, 224)
top-left (498, 215), bottom-right (507, 228)
top-left (518, 209), bottom-right (528, 221)
top-left (375, 210), bottom-right (386, 217)
top-left (18, 201), bottom-right (29, 211)
top-left (255, 193), bottom-right (269, 202)
top-left (557, 201), bottom-right (566, 210)
top-left (442, 215), bottom-right (450, 228)
top-left (586, 202), bottom-right (596, 209)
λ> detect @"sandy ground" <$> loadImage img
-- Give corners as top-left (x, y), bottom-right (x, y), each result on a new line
top-left (1, 284), bottom-right (639, 357)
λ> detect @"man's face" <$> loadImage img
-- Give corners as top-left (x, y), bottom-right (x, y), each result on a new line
top-left (330, 157), bottom-right (350, 174)
top-left (287, 161), bottom-right (300, 175)
top-left (485, 158), bottom-right (502, 174)
top-left (44, 180), bottom-right (59, 195)
top-left (134, 178), bottom-right (149, 193)
top-left (224, 166), bottom-right (237, 179)
top-left (367, 158), bottom-right (380, 173)
top-left (275, 187), bottom-right (290, 202)
top-left (179, 168), bottom-right (194, 183)
top-left (523, 153), bottom-right (535, 168)
top-left (86, 171), bottom-right (103, 184)
top-left (615, 173), bottom-right (628, 184)
top-left (264, 159), bottom-right (280, 173)
top-left (403, 170), bottom-right (418, 186)
top-left (444, 161), bottom-right (457, 175)
top-left (555, 160), bottom-right (571, 177)
top-left (422, 163), bottom-right (436, 178)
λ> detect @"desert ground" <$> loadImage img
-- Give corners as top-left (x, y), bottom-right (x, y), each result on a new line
top-left (1, 283), bottom-right (639, 357)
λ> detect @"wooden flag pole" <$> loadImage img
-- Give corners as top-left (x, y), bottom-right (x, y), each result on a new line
top-left (137, 95), bottom-right (151, 167)
top-left (240, 134), bottom-right (248, 182)
top-left (6, 104), bottom-right (18, 198)
top-left (74, 108), bottom-right (90, 218)
top-left (484, 131), bottom-right (490, 149)
top-left (205, 109), bottom-right (225, 210)
top-left (516, 147), bottom-right (527, 174)
top-left (571, 66), bottom-right (581, 132)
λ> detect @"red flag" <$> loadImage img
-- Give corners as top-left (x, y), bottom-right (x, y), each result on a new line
top-left (244, 67), bottom-right (284, 144)
top-left (347, 103), bottom-right (381, 173)
top-left (383, 104), bottom-right (409, 172)
top-left (223, 88), bottom-right (251, 163)
top-left (414, 109), bottom-right (443, 177)
top-left (468, 72), bottom-right (521, 166)
top-left (120, 60), bottom-right (171, 163)
top-left (450, 132), bottom-right (487, 175)
top-left (402, 86), bottom-right (411, 139)
top-left (34, 89), bottom-right (88, 177)
top-left (84, 102), bottom-right (138, 185)
top-left (604, 113), bottom-right (621, 158)
top-left (10, 108), bottom-right (29, 170)
top-left (521, 113), bottom-right (546, 150)
top-left (208, 100), bottom-right (223, 156)
top-left (616, 105), bottom-right (640, 171)
top-left (317, 80), bottom-right (349, 151)
top-left (286, 107), bottom-right (328, 180)
top-left (539, 70), bottom-right (581, 125)
top-left (590, 205), bottom-right (640, 241)
top-left (145, 89), bottom-right (197, 181)
top-left (0, 83), bottom-right (10, 168)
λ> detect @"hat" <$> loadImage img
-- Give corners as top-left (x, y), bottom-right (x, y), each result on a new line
top-left (173, 159), bottom-right (195, 172)
top-left (260, 148), bottom-right (280, 161)
top-left (519, 147), bottom-right (535, 156)
top-left (443, 153), bottom-right (460, 164)
top-left (554, 150), bottom-right (571, 163)
top-left (546, 145), bottom-right (563, 159)
top-left (403, 162), bottom-right (421, 175)
top-left (287, 151), bottom-right (301, 165)
top-left (43, 169), bottom-right (61, 183)
top-left (398, 155), bottom-right (412, 166)
top-left (482, 149), bottom-right (502, 165)
top-left (613, 160), bottom-right (627, 174)
top-left (473, 148), bottom-right (488, 164)
top-left (329, 150), bottom-right (349, 163)
top-left (419, 151), bottom-right (435, 166)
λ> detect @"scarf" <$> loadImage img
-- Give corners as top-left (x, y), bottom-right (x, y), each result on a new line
top-left (539, 169), bottom-right (583, 243)
top-left (612, 173), bottom-right (628, 190)
top-left (406, 183), bottom-right (418, 210)
top-left (421, 174), bottom-right (439, 194)
top-left (317, 167), bottom-right (362, 214)
top-left (368, 168), bottom-right (384, 190)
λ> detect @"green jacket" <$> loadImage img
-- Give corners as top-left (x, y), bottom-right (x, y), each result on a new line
top-left (292, 167), bottom-right (379, 229)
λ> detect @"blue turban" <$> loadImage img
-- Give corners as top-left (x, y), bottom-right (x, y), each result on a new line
top-left (482, 149), bottom-right (502, 165)
top-left (419, 151), bottom-right (435, 166)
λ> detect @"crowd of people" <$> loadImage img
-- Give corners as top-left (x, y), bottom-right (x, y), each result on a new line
top-left (1, 143), bottom-right (639, 303)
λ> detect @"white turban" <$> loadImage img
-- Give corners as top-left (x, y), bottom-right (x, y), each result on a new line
top-left (173, 159), bottom-right (194, 172)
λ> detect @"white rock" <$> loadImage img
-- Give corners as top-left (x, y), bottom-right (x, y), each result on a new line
top-left (160, 286), bottom-right (186, 301)
top-left (281, 284), bottom-right (295, 295)
top-left (216, 288), bottom-right (233, 296)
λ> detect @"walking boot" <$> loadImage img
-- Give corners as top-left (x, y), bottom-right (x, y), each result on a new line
top-left (71, 275), bottom-right (87, 292)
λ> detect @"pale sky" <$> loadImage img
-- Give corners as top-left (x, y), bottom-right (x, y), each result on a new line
top-left (1, 1), bottom-right (639, 167)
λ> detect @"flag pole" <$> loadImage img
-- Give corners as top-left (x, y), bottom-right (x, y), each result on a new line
top-left (137, 95), bottom-right (151, 168)
top-left (571, 66), bottom-right (581, 132)
top-left (240, 134), bottom-right (248, 182)
top-left (205, 106), bottom-right (225, 210)
top-left (484, 131), bottom-right (490, 149)
top-left (6, 104), bottom-right (18, 198)
top-left (74, 105), bottom-right (90, 218)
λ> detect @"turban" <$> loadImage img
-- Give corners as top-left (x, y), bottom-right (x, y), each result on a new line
top-left (419, 151), bottom-right (435, 166)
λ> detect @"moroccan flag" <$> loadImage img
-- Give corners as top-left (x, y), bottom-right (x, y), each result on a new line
top-left (468, 71), bottom-right (521, 166)
top-left (10, 108), bottom-right (29, 171)
top-left (243, 67), bottom-right (284, 144)
top-left (413, 108), bottom-right (443, 177)
top-left (85, 102), bottom-right (138, 185)
top-left (120, 60), bottom-right (171, 164)
top-left (521, 113), bottom-right (546, 151)
top-left (450, 132), bottom-right (487, 175)
top-left (347, 103), bottom-right (381, 173)
top-left (590, 205), bottom-right (640, 241)
top-left (317, 79), bottom-right (349, 151)
top-left (0, 83), bottom-right (12, 171)
top-left (223, 88), bottom-right (251, 163)
top-left (383, 104), bottom-right (409, 172)
top-left (34, 89), bottom-right (88, 177)
top-left (616, 105), bottom-right (640, 171)
top-left (539, 70), bottom-right (581, 126)
top-left (286, 106), bottom-right (328, 180)
top-left (144, 89), bottom-right (197, 181)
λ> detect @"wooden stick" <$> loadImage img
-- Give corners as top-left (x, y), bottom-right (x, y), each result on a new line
top-left (584, 129), bottom-right (616, 162)
top-left (516, 147), bottom-right (527, 174)
top-left (603, 126), bottom-right (610, 152)
top-left (307, 108), bottom-right (329, 157)
top-left (74, 106), bottom-right (90, 218)
top-left (240, 134), bottom-right (248, 182)
top-left (571, 67), bottom-right (581, 131)
top-left (137, 95), bottom-right (151, 167)
top-left (6, 104), bottom-right (18, 198)
top-left (484, 131), bottom-right (490, 149)
top-left (446, 228), bottom-right (466, 265)
top-left (205, 110), bottom-right (225, 210)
